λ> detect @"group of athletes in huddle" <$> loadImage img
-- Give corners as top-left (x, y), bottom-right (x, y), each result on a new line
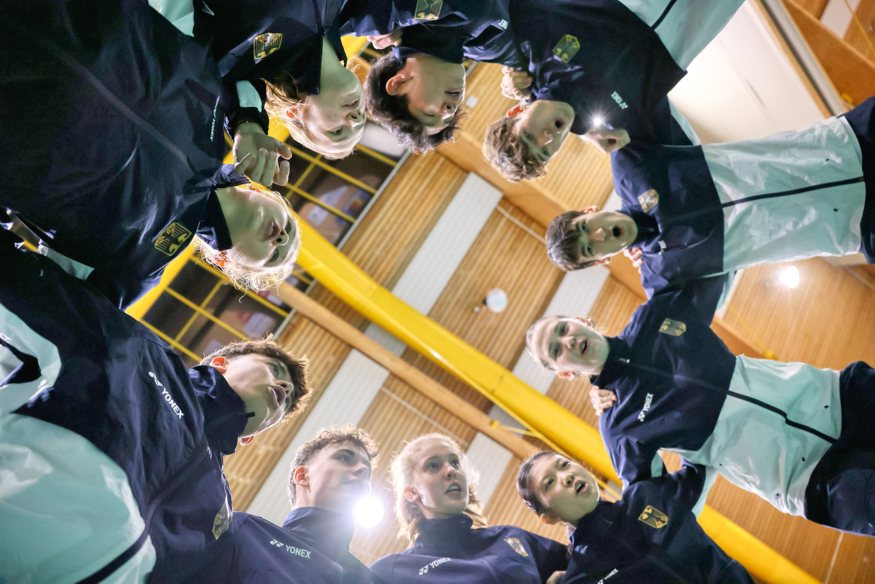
top-left (1, 0), bottom-right (873, 582)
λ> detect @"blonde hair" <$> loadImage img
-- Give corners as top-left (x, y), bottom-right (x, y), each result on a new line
top-left (264, 82), bottom-right (356, 160)
top-left (390, 433), bottom-right (489, 544)
top-left (194, 186), bottom-right (301, 291)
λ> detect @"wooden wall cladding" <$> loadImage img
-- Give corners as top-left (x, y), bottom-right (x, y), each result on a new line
top-left (223, 152), bottom-right (467, 508)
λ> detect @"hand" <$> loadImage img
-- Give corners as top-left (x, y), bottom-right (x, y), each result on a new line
top-left (500, 66), bottom-right (532, 100)
top-left (582, 127), bottom-right (630, 154)
top-left (590, 386), bottom-right (617, 417)
top-left (367, 28), bottom-right (402, 49)
top-left (623, 246), bottom-right (644, 269)
top-left (233, 123), bottom-right (292, 187)
top-left (546, 571), bottom-right (565, 584)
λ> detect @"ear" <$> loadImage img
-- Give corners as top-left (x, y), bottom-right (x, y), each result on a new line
top-left (403, 485), bottom-right (420, 504)
top-left (385, 73), bottom-right (409, 96)
top-left (284, 107), bottom-right (298, 120)
top-left (208, 356), bottom-right (228, 375)
top-left (592, 257), bottom-right (612, 266)
top-left (292, 465), bottom-right (309, 488)
top-left (556, 369), bottom-right (576, 380)
top-left (539, 512), bottom-right (560, 525)
top-left (581, 205), bottom-right (600, 214)
top-left (506, 103), bottom-right (527, 118)
top-left (578, 317), bottom-right (595, 329)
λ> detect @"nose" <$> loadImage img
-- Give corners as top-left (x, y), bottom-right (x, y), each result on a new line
top-left (563, 472), bottom-right (574, 487)
top-left (348, 109), bottom-right (364, 124)
top-left (562, 335), bottom-right (576, 352)
top-left (275, 229), bottom-right (289, 246)
top-left (589, 227), bottom-right (606, 242)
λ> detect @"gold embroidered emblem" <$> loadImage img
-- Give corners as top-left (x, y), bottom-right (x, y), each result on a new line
top-left (552, 34), bottom-right (580, 64)
top-left (153, 222), bottom-right (192, 256)
top-left (638, 189), bottom-right (660, 213)
top-left (212, 495), bottom-right (233, 539)
top-left (658, 318), bottom-right (687, 337)
top-left (638, 505), bottom-right (669, 529)
top-left (414, 0), bottom-right (443, 20)
top-left (504, 537), bottom-right (529, 557)
top-left (253, 32), bottom-right (283, 63)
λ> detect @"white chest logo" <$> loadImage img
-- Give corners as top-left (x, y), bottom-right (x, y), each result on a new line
top-left (148, 371), bottom-right (184, 419)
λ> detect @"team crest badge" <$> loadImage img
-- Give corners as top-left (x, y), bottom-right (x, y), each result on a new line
top-left (552, 34), bottom-right (580, 64)
top-left (153, 222), bottom-right (192, 256)
top-left (658, 318), bottom-right (687, 337)
top-left (504, 537), bottom-right (529, 557)
top-left (212, 495), bottom-right (233, 539)
top-left (414, 0), bottom-right (443, 20)
top-left (638, 189), bottom-right (659, 212)
top-left (638, 505), bottom-right (669, 529)
top-left (253, 32), bottom-right (283, 63)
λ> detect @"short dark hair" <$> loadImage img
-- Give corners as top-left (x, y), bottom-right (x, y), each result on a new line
top-left (287, 426), bottom-right (379, 505)
top-left (201, 337), bottom-right (310, 417)
top-left (364, 53), bottom-right (463, 152)
top-left (545, 211), bottom-right (599, 271)
top-left (517, 450), bottom-right (555, 515)
top-left (483, 115), bottom-right (547, 182)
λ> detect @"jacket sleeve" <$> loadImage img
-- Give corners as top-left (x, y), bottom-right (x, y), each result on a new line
top-left (649, 274), bottom-right (728, 327)
top-left (651, 460), bottom-right (715, 517)
top-left (221, 78), bottom-right (271, 138)
top-left (610, 433), bottom-right (667, 490)
top-left (526, 531), bottom-right (570, 580)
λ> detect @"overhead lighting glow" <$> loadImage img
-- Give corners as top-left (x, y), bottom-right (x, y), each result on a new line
top-left (779, 266), bottom-right (800, 289)
top-left (591, 114), bottom-right (605, 128)
top-left (354, 495), bottom-right (384, 528)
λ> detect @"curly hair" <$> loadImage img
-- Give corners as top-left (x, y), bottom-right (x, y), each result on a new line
top-left (390, 433), bottom-right (488, 544)
top-left (545, 210), bottom-right (599, 271)
top-left (201, 336), bottom-right (310, 419)
top-left (287, 426), bottom-right (379, 505)
top-left (483, 115), bottom-right (547, 182)
top-left (194, 187), bottom-right (301, 291)
top-left (364, 53), bottom-right (462, 152)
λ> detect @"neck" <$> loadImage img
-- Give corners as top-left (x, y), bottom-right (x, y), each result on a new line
top-left (320, 37), bottom-right (346, 84)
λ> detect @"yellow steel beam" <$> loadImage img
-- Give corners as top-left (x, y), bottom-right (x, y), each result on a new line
top-left (126, 247), bottom-right (194, 320)
top-left (295, 221), bottom-right (818, 584)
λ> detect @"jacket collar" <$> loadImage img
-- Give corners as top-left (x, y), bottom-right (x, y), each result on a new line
top-left (197, 165), bottom-right (248, 251)
top-left (190, 365), bottom-right (250, 455)
top-left (282, 507), bottom-right (355, 559)
top-left (589, 336), bottom-right (632, 390)
top-left (415, 514), bottom-right (474, 553)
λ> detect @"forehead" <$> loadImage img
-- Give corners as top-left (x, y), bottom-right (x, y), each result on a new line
top-left (314, 440), bottom-right (371, 465)
top-left (228, 353), bottom-right (288, 375)
top-left (413, 439), bottom-right (458, 461)
top-left (530, 317), bottom-right (565, 354)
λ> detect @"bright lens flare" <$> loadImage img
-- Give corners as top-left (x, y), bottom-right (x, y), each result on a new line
top-left (591, 114), bottom-right (605, 128)
top-left (779, 266), bottom-right (800, 289)
top-left (354, 495), bottom-right (384, 528)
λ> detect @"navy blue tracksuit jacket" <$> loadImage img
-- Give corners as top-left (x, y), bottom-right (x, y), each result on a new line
top-left (370, 515), bottom-right (568, 583)
top-left (210, 507), bottom-right (378, 583)
top-left (0, 0), bottom-right (235, 307)
top-left (516, 0), bottom-right (689, 145)
top-left (0, 239), bottom-right (250, 582)
top-left (564, 463), bottom-right (751, 583)
top-left (611, 97), bottom-right (875, 296)
top-left (194, 0), bottom-right (349, 135)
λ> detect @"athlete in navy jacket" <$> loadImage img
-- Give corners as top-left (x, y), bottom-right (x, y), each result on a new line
top-left (370, 433), bottom-right (568, 583)
top-left (0, 236), bottom-right (309, 582)
top-left (526, 275), bottom-right (875, 536)
top-left (484, 0), bottom-right (744, 181)
top-left (518, 452), bottom-right (752, 583)
top-left (0, 0), bottom-right (300, 307)
top-left (206, 426), bottom-right (380, 583)
top-left (546, 97), bottom-right (875, 297)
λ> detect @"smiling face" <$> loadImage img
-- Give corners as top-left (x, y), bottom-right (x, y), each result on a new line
top-left (510, 100), bottom-right (575, 163)
top-left (294, 440), bottom-right (373, 511)
top-left (405, 438), bottom-right (469, 520)
top-left (527, 453), bottom-right (599, 525)
top-left (527, 316), bottom-right (610, 378)
top-left (568, 211), bottom-right (638, 264)
top-left (216, 353), bottom-right (295, 436)
top-left (221, 186), bottom-right (298, 269)
top-left (302, 68), bottom-right (366, 155)
top-left (386, 54), bottom-right (465, 134)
